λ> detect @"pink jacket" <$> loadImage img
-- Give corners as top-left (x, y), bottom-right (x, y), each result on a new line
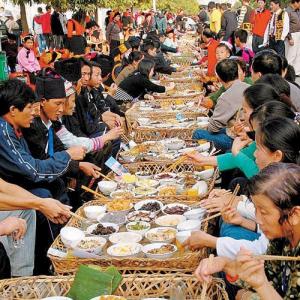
top-left (17, 47), bottom-right (41, 73)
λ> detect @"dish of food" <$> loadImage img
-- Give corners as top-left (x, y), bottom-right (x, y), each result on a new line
top-left (146, 227), bottom-right (177, 243)
top-left (77, 237), bottom-right (106, 250)
top-left (148, 244), bottom-right (175, 255)
top-left (109, 232), bottom-right (143, 244)
top-left (154, 172), bottom-right (177, 180)
top-left (97, 212), bottom-right (126, 225)
top-left (134, 200), bottom-right (163, 212)
top-left (110, 190), bottom-right (134, 199)
top-left (136, 179), bottom-right (159, 188)
top-left (155, 215), bottom-right (186, 227)
top-left (107, 242), bottom-right (142, 257)
top-left (106, 199), bottom-right (133, 212)
top-left (158, 185), bottom-right (177, 196)
top-left (126, 210), bottom-right (156, 222)
top-left (162, 204), bottom-right (190, 215)
top-left (87, 223), bottom-right (119, 237)
top-left (127, 222), bottom-right (149, 231)
top-left (133, 186), bottom-right (157, 196)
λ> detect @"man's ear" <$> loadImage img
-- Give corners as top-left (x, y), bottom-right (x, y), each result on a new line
top-left (9, 106), bottom-right (16, 116)
top-left (40, 98), bottom-right (46, 107)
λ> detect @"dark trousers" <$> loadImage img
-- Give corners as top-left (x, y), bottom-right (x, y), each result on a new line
top-left (252, 34), bottom-right (264, 53)
top-left (269, 37), bottom-right (285, 57)
top-left (0, 242), bottom-right (11, 279)
top-left (43, 33), bottom-right (53, 49)
top-left (109, 39), bottom-right (120, 53)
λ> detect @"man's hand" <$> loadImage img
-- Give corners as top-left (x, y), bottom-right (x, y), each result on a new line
top-left (103, 127), bottom-right (123, 142)
top-left (39, 199), bottom-right (71, 224)
top-left (0, 217), bottom-right (27, 239)
top-left (79, 162), bottom-right (101, 178)
top-left (182, 230), bottom-right (217, 250)
top-left (66, 146), bottom-right (86, 160)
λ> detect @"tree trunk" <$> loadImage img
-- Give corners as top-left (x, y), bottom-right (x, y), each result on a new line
top-left (94, 7), bottom-right (99, 24)
top-left (20, 2), bottom-right (29, 33)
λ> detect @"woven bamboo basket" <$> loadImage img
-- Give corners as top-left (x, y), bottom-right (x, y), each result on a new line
top-left (153, 90), bottom-right (203, 99)
top-left (0, 275), bottom-right (229, 299)
top-left (132, 126), bottom-right (198, 143)
top-left (125, 103), bottom-right (207, 134)
top-left (48, 212), bottom-right (208, 274)
top-left (160, 76), bottom-right (201, 83)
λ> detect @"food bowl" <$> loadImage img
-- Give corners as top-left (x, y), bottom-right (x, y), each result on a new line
top-left (110, 190), bottom-right (135, 199)
top-left (155, 215), bottom-right (186, 227)
top-left (196, 168), bottom-right (214, 180)
top-left (86, 222), bottom-right (119, 238)
top-left (60, 226), bottom-right (84, 248)
top-left (142, 243), bottom-right (177, 259)
top-left (109, 232), bottom-right (143, 244)
top-left (74, 236), bottom-right (106, 255)
top-left (164, 139), bottom-right (185, 151)
top-left (84, 205), bottom-right (107, 220)
top-left (97, 212), bottom-right (127, 226)
top-left (107, 242), bottom-right (142, 258)
top-left (197, 142), bottom-right (210, 152)
top-left (145, 227), bottom-right (177, 243)
top-left (162, 203), bottom-right (190, 215)
top-left (176, 230), bottom-right (191, 244)
top-left (126, 221), bottom-right (151, 236)
top-left (98, 181), bottom-right (118, 196)
top-left (134, 199), bottom-right (163, 213)
top-left (136, 179), bottom-right (160, 188)
top-left (135, 171), bottom-right (152, 179)
top-left (126, 210), bottom-right (156, 223)
top-left (138, 117), bottom-right (150, 126)
top-left (184, 208), bottom-right (207, 220)
top-left (177, 220), bottom-right (201, 232)
top-left (192, 181), bottom-right (208, 196)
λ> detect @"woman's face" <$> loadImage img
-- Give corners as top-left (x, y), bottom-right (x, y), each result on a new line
top-left (242, 99), bottom-right (253, 127)
top-left (24, 40), bottom-right (34, 50)
top-left (63, 94), bottom-right (76, 116)
top-left (254, 131), bottom-right (283, 170)
top-left (252, 194), bottom-right (283, 240)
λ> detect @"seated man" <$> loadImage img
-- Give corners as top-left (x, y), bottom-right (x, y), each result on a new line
top-left (193, 59), bottom-right (250, 152)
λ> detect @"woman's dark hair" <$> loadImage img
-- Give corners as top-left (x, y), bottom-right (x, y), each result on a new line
top-left (285, 65), bottom-right (297, 83)
top-left (280, 55), bottom-right (288, 72)
top-left (252, 51), bottom-right (282, 76)
top-left (202, 28), bottom-right (215, 38)
top-left (216, 59), bottom-right (238, 83)
top-left (138, 59), bottom-right (155, 77)
top-left (0, 79), bottom-right (36, 116)
top-left (143, 42), bottom-right (155, 53)
top-left (249, 101), bottom-right (295, 127)
top-left (234, 29), bottom-right (248, 43)
top-left (255, 75), bottom-right (294, 109)
top-left (128, 51), bottom-right (143, 64)
top-left (244, 84), bottom-right (282, 109)
top-left (233, 57), bottom-right (247, 73)
top-left (256, 117), bottom-right (300, 165)
top-left (72, 10), bottom-right (86, 24)
top-left (248, 162), bottom-right (300, 224)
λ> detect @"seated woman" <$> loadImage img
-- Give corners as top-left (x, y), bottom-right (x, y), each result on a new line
top-left (195, 162), bottom-right (300, 300)
top-left (115, 51), bottom-right (143, 86)
top-left (115, 59), bottom-right (175, 101)
top-left (190, 83), bottom-right (292, 179)
top-left (16, 35), bottom-right (41, 81)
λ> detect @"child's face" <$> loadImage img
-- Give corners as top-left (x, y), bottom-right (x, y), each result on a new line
top-left (216, 47), bottom-right (229, 62)
top-left (24, 40), bottom-right (34, 49)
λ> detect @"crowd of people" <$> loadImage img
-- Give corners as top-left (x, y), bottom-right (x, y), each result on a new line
top-left (0, 1), bottom-right (299, 300)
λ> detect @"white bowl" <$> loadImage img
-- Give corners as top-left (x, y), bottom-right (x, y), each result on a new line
top-left (135, 171), bottom-right (152, 179)
top-left (155, 215), bottom-right (186, 227)
top-left (134, 199), bottom-right (164, 213)
top-left (84, 205), bottom-right (107, 220)
top-left (196, 168), bottom-right (214, 180)
top-left (136, 179), bottom-right (160, 188)
top-left (197, 142), bottom-right (210, 152)
top-left (192, 181), bottom-right (208, 196)
top-left (126, 221), bottom-right (151, 236)
top-left (176, 231), bottom-right (191, 244)
top-left (184, 208), bottom-right (206, 220)
top-left (60, 226), bottom-right (84, 248)
top-left (98, 181), bottom-right (118, 196)
top-left (165, 140), bottom-right (185, 150)
top-left (107, 242), bottom-right (142, 258)
top-left (145, 227), bottom-right (177, 243)
top-left (74, 236), bottom-right (106, 255)
top-left (138, 117), bottom-right (150, 126)
top-left (86, 222), bottom-right (119, 238)
top-left (109, 232), bottom-right (143, 244)
top-left (177, 220), bottom-right (201, 232)
top-left (142, 242), bottom-right (177, 259)
top-left (97, 212), bottom-right (127, 226)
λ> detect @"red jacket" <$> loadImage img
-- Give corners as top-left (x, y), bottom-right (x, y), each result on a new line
top-left (251, 9), bottom-right (271, 37)
top-left (34, 12), bottom-right (52, 34)
top-left (207, 39), bottom-right (219, 76)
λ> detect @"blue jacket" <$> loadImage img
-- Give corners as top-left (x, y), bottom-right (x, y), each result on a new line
top-left (0, 117), bottom-right (71, 186)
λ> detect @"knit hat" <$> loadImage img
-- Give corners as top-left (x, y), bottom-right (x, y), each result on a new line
top-left (91, 54), bottom-right (114, 77)
top-left (54, 58), bottom-right (82, 83)
top-left (35, 69), bottom-right (66, 100)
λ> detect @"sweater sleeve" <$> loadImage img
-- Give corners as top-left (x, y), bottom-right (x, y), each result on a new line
top-left (209, 85), bottom-right (225, 105)
top-left (143, 77), bottom-right (166, 93)
top-left (0, 123), bottom-right (71, 183)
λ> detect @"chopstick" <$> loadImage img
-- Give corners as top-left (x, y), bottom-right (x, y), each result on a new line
top-left (253, 255), bottom-right (300, 261)
top-left (121, 134), bottom-right (130, 144)
top-left (164, 155), bottom-right (187, 173)
top-left (69, 211), bottom-right (88, 222)
top-left (81, 185), bottom-right (108, 199)
top-left (201, 184), bottom-right (240, 223)
top-left (200, 254), bottom-right (214, 300)
top-left (97, 172), bottom-right (114, 182)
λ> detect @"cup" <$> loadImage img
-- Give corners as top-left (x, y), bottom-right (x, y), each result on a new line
top-left (176, 231), bottom-right (191, 254)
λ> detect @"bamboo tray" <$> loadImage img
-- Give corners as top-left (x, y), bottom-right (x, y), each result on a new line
top-left (0, 274), bottom-right (229, 299)
top-left (48, 204), bottom-right (208, 274)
